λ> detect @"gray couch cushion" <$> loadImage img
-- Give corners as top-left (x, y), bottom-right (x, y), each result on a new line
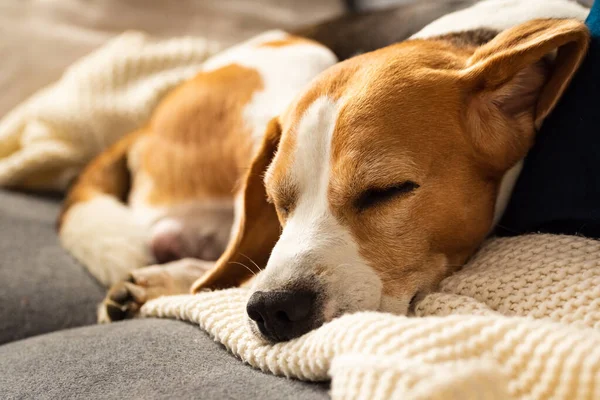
top-left (0, 189), bottom-right (328, 399)
top-left (0, 318), bottom-right (329, 399)
top-left (0, 189), bottom-right (104, 344)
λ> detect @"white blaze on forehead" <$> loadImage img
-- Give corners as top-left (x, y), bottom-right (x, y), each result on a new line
top-left (294, 97), bottom-right (339, 200)
top-left (270, 96), bottom-right (340, 259)
top-left (260, 97), bottom-right (382, 316)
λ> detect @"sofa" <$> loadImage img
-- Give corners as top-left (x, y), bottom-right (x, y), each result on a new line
top-left (1, 0), bottom-right (595, 398)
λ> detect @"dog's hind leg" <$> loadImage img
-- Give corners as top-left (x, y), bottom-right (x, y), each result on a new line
top-left (58, 129), bottom-right (151, 287)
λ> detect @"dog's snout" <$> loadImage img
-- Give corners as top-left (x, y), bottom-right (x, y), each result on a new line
top-left (246, 290), bottom-right (317, 342)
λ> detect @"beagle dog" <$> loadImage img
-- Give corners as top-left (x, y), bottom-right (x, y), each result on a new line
top-left (59, 0), bottom-right (589, 336)
top-left (59, 2), bottom-right (476, 321)
top-left (58, 31), bottom-right (339, 319)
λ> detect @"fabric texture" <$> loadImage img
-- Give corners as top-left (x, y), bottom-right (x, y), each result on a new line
top-left (0, 318), bottom-right (329, 400)
top-left (0, 33), bottom-right (220, 191)
top-left (498, 0), bottom-right (600, 239)
top-left (0, 189), bottom-right (104, 344)
top-left (142, 234), bottom-right (600, 400)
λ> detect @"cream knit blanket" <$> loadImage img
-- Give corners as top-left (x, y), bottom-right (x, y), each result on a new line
top-left (0, 32), bottom-right (220, 191)
top-left (142, 234), bottom-right (600, 400)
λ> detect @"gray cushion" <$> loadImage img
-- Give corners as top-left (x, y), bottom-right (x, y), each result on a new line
top-left (0, 189), bottom-right (104, 344)
top-left (0, 318), bottom-right (329, 399)
top-left (0, 191), bottom-right (328, 398)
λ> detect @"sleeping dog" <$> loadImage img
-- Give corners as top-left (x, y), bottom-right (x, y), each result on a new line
top-left (58, 0), bottom-right (476, 318)
top-left (59, 0), bottom-right (589, 338)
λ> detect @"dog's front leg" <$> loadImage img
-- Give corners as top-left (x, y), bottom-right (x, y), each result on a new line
top-left (98, 258), bottom-right (214, 323)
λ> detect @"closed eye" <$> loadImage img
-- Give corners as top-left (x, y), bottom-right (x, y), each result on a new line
top-left (355, 181), bottom-right (420, 211)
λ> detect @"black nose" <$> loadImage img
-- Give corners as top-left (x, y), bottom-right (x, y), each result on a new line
top-left (246, 290), bottom-right (317, 342)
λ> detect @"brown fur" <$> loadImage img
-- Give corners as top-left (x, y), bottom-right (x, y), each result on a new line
top-left (134, 64), bottom-right (263, 206)
top-left (193, 19), bottom-right (589, 301)
top-left (57, 129), bottom-right (142, 229)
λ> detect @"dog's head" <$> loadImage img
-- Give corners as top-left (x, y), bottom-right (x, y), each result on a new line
top-left (193, 19), bottom-right (589, 342)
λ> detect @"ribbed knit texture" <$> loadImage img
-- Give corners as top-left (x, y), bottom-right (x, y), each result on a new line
top-left (0, 31), bottom-right (220, 190)
top-left (142, 234), bottom-right (600, 400)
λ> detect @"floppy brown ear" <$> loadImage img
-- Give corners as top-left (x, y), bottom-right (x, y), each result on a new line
top-left (191, 118), bottom-right (282, 292)
top-left (461, 18), bottom-right (589, 172)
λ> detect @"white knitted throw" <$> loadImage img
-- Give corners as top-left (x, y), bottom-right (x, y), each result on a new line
top-left (0, 32), bottom-right (220, 190)
top-left (142, 234), bottom-right (600, 400)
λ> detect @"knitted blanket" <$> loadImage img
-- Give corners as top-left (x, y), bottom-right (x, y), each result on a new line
top-left (0, 32), bottom-right (220, 191)
top-left (142, 234), bottom-right (600, 400)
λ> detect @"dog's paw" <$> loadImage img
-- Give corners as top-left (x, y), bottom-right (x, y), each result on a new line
top-left (99, 276), bottom-right (145, 323)
top-left (98, 265), bottom-right (177, 323)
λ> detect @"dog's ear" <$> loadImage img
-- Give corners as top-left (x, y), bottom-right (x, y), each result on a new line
top-left (461, 19), bottom-right (589, 172)
top-left (191, 118), bottom-right (282, 292)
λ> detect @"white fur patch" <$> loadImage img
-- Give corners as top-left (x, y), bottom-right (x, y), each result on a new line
top-left (411, 0), bottom-right (588, 40)
top-left (493, 160), bottom-right (524, 227)
top-left (59, 195), bottom-right (153, 286)
top-left (256, 97), bottom-right (384, 318)
top-left (229, 193), bottom-right (245, 241)
top-left (203, 30), bottom-right (338, 151)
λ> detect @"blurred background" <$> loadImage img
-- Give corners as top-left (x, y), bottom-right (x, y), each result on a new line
top-left (0, 0), bottom-right (594, 117)
top-left (0, 0), bottom-right (343, 118)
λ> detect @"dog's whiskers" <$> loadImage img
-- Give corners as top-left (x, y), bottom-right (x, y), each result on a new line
top-left (239, 252), bottom-right (263, 272)
top-left (228, 261), bottom-right (257, 277)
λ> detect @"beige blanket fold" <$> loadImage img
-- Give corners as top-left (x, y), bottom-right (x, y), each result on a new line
top-left (142, 234), bottom-right (600, 400)
top-left (0, 32), bottom-right (220, 191)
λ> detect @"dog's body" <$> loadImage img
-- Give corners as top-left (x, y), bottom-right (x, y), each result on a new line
top-left (60, 1), bottom-right (477, 320)
top-left (59, 0), bottom-right (590, 330)
top-left (59, 30), bottom-right (340, 320)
